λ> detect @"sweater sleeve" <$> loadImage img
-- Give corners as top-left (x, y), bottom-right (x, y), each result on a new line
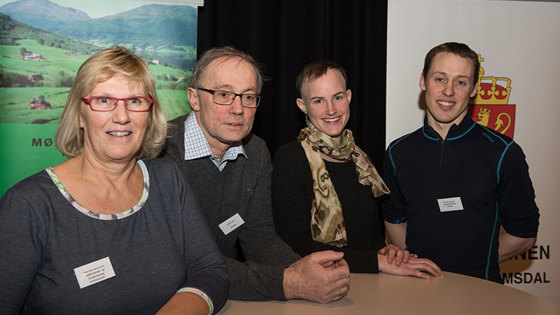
top-left (272, 142), bottom-right (379, 273)
top-left (173, 161), bottom-right (229, 313)
top-left (224, 257), bottom-right (286, 300)
top-left (497, 142), bottom-right (539, 238)
top-left (0, 181), bottom-right (46, 314)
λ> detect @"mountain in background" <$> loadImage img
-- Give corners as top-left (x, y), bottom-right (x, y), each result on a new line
top-left (55, 4), bottom-right (197, 49)
top-left (1, 0), bottom-right (197, 49)
top-left (0, 0), bottom-right (90, 32)
top-left (0, 12), bottom-right (98, 53)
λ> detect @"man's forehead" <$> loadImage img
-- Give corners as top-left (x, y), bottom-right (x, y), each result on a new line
top-left (429, 53), bottom-right (474, 77)
top-left (202, 56), bottom-right (258, 87)
top-left (208, 57), bottom-right (254, 75)
top-left (211, 56), bottom-right (246, 67)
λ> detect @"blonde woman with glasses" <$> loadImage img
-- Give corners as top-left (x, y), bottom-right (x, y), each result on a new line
top-left (0, 47), bottom-right (228, 315)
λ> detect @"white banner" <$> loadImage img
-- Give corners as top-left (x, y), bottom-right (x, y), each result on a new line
top-left (387, 0), bottom-right (560, 305)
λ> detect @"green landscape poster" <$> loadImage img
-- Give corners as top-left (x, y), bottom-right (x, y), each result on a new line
top-left (0, 0), bottom-right (198, 196)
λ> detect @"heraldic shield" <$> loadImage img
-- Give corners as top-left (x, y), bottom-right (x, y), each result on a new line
top-left (468, 55), bottom-right (516, 139)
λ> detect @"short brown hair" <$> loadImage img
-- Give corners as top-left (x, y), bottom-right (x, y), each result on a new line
top-left (423, 42), bottom-right (480, 84)
top-left (55, 46), bottom-right (167, 159)
top-left (296, 60), bottom-right (347, 97)
top-left (190, 46), bottom-right (264, 92)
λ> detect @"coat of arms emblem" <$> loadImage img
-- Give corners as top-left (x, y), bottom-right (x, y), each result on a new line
top-left (469, 55), bottom-right (516, 138)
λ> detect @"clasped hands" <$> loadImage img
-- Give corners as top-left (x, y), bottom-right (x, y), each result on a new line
top-left (378, 244), bottom-right (443, 279)
top-left (283, 251), bottom-right (350, 304)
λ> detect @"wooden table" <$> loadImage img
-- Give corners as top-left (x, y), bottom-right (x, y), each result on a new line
top-left (218, 272), bottom-right (560, 314)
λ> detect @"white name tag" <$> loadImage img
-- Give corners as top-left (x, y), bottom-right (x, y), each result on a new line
top-left (219, 213), bottom-right (245, 235)
top-left (74, 256), bottom-right (116, 289)
top-left (437, 197), bottom-right (464, 212)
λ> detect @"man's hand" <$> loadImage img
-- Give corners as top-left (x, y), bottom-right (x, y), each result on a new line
top-left (378, 254), bottom-right (443, 279)
top-left (283, 251), bottom-right (351, 304)
top-left (378, 244), bottom-right (418, 266)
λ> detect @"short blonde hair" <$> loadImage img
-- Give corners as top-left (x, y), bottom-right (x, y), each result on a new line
top-left (55, 46), bottom-right (167, 159)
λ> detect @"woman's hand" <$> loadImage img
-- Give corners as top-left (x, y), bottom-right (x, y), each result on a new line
top-left (377, 244), bottom-right (418, 266)
top-left (378, 253), bottom-right (443, 279)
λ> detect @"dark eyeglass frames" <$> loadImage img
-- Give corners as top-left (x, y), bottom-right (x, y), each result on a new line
top-left (197, 87), bottom-right (261, 108)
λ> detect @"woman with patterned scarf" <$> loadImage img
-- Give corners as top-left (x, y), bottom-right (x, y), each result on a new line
top-left (272, 60), bottom-right (441, 278)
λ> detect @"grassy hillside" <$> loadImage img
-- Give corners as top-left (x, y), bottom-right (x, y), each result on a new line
top-left (1, 39), bottom-right (192, 123)
top-left (1, 39), bottom-right (89, 80)
top-left (0, 11), bottom-right (194, 124)
top-left (0, 87), bottom-right (67, 123)
top-left (158, 89), bottom-right (191, 120)
top-left (2, 39), bottom-right (192, 86)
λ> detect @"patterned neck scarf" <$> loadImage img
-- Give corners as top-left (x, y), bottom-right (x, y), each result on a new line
top-left (297, 120), bottom-right (390, 247)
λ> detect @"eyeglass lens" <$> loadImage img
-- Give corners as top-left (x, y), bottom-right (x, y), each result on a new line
top-left (213, 90), bottom-right (259, 107)
top-left (90, 97), bottom-right (151, 111)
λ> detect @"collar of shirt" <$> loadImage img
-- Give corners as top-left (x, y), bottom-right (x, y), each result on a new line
top-left (422, 114), bottom-right (476, 141)
top-left (183, 112), bottom-right (247, 171)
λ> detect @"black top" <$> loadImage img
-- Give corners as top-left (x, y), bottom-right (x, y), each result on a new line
top-left (382, 115), bottom-right (539, 283)
top-left (272, 141), bottom-right (386, 273)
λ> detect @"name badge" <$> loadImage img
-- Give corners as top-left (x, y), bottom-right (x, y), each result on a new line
top-left (437, 197), bottom-right (464, 212)
top-left (219, 213), bottom-right (245, 235)
top-left (74, 256), bottom-right (116, 289)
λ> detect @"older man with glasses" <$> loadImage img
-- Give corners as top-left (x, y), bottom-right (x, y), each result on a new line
top-left (162, 46), bottom-right (351, 303)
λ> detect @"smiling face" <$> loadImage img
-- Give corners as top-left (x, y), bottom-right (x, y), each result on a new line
top-left (188, 56), bottom-right (259, 157)
top-left (420, 52), bottom-right (478, 137)
top-left (297, 68), bottom-right (351, 140)
top-left (79, 74), bottom-right (149, 164)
